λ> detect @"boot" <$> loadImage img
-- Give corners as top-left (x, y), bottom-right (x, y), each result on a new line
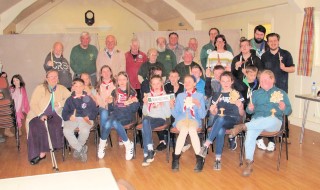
top-left (171, 153), bottom-right (181, 172)
top-left (229, 124), bottom-right (246, 138)
top-left (194, 154), bottom-right (204, 172)
top-left (4, 128), bottom-right (14, 137)
top-left (242, 159), bottom-right (254, 177)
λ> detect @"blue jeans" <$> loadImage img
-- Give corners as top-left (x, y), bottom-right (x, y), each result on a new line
top-left (100, 117), bottom-right (128, 142)
top-left (245, 116), bottom-right (281, 161)
top-left (207, 115), bottom-right (239, 155)
top-left (141, 116), bottom-right (165, 154)
top-left (99, 107), bottom-right (108, 132)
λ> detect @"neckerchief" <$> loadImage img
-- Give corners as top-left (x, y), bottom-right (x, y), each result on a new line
top-left (148, 88), bottom-right (164, 112)
top-left (49, 85), bottom-right (57, 111)
top-left (183, 88), bottom-right (196, 118)
top-left (243, 77), bottom-right (258, 99)
top-left (102, 80), bottom-right (113, 90)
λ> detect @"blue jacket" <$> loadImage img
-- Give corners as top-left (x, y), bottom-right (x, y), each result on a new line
top-left (171, 91), bottom-right (206, 127)
top-left (62, 91), bottom-right (98, 121)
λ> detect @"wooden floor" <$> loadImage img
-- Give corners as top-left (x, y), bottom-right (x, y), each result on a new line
top-left (0, 124), bottom-right (320, 190)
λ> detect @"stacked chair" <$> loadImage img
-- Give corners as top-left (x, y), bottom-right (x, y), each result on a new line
top-left (0, 77), bottom-right (19, 150)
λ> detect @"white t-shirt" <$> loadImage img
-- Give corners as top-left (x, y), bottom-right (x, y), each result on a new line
top-left (206, 50), bottom-right (234, 68)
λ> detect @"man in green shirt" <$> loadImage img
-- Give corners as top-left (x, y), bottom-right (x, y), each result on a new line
top-left (70, 32), bottom-right (98, 86)
top-left (156, 37), bottom-right (177, 78)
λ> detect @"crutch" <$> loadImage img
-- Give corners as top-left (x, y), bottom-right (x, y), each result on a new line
top-left (44, 119), bottom-right (59, 172)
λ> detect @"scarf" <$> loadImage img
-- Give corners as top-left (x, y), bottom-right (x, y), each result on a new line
top-left (243, 78), bottom-right (258, 99)
top-left (148, 88), bottom-right (164, 112)
top-left (183, 88), bottom-right (196, 118)
top-left (49, 85), bottom-right (57, 111)
top-left (102, 79), bottom-right (113, 90)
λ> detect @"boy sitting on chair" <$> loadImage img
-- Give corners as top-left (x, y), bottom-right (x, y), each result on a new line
top-left (62, 78), bottom-right (98, 162)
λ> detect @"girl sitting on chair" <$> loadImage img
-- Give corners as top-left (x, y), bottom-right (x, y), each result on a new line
top-left (199, 71), bottom-right (245, 171)
top-left (171, 75), bottom-right (206, 172)
top-left (98, 71), bottom-right (139, 160)
top-left (141, 75), bottom-right (171, 167)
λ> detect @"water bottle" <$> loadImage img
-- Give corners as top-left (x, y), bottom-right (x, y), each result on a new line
top-left (311, 82), bottom-right (317, 97)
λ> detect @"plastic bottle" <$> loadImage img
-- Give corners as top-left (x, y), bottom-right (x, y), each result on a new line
top-left (311, 82), bottom-right (317, 97)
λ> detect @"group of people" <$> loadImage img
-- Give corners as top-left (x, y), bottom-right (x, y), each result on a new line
top-left (2, 24), bottom-right (294, 177)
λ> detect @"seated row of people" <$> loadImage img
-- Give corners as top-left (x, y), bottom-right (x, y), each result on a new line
top-left (26, 65), bottom-right (291, 177)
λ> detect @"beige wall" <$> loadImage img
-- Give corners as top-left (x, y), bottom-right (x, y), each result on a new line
top-left (19, 0), bottom-right (153, 51)
top-left (158, 17), bottom-right (193, 31)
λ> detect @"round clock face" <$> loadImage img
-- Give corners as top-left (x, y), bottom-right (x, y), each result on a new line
top-left (86, 11), bottom-right (94, 19)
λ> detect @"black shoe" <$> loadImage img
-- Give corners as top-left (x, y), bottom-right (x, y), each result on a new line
top-left (172, 153), bottom-right (181, 172)
top-left (228, 136), bottom-right (237, 150)
top-left (156, 142), bottom-right (167, 151)
top-left (146, 150), bottom-right (156, 163)
top-left (30, 155), bottom-right (46, 165)
top-left (194, 154), bottom-right (204, 172)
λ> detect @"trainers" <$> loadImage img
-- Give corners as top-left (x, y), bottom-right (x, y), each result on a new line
top-left (125, 141), bottom-right (134, 160)
top-left (199, 146), bottom-right (208, 158)
top-left (73, 150), bottom-right (80, 159)
top-left (256, 139), bottom-right (267, 150)
top-left (142, 157), bottom-right (150, 167)
top-left (156, 142), bottom-right (167, 151)
top-left (266, 142), bottom-right (275, 152)
top-left (146, 150), bottom-right (156, 163)
top-left (229, 136), bottom-right (237, 150)
top-left (98, 142), bottom-right (108, 159)
top-left (182, 144), bottom-right (191, 153)
top-left (79, 145), bottom-right (88, 162)
top-left (213, 159), bottom-right (221, 170)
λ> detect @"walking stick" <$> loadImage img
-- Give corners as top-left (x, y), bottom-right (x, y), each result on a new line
top-left (44, 119), bottom-right (59, 172)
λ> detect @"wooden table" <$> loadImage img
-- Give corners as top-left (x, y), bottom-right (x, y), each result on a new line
top-left (0, 168), bottom-right (119, 190)
top-left (295, 94), bottom-right (320, 144)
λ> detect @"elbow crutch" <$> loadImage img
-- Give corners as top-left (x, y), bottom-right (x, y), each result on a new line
top-left (44, 119), bottom-right (59, 172)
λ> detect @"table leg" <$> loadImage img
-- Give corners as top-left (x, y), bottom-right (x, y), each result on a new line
top-left (300, 100), bottom-right (310, 144)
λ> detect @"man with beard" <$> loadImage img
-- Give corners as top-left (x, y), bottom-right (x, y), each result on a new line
top-left (250, 25), bottom-right (270, 59)
top-left (261, 32), bottom-right (295, 149)
top-left (156, 37), bottom-right (177, 77)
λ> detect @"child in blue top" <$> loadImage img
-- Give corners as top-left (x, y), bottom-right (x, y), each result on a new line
top-left (199, 71), bottom-right (245, 171)
top-left (98, 71), bottom-right (139, 160)
top-left (171, 75), bottom-right (206, 172)
top-left (62, 78), bottom-right (98, 162)
top-left (191, 64), bottom-right (205, 95)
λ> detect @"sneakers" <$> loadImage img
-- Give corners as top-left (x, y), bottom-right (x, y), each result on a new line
top-left (119, 141), bottom-right (124, 146)
top-left (181, 144), bottom-right (191, 153)
top-left (213, 159), bottom-right (221, 170)
top-left (199, 146), bottom-right (208, 158)
top-left (229, 136), bottom-right (237, 150)
top-left (125, 141), bottom-right (134, 160)
top-left (156, 142), bottom-right (167, 151)
top-left (141, 156), bottom-right (150, 167)
top-left (98, 142), bottom-right (108, 159)
top-left (256, 139), bottom-right (267, 150)
top-left (79, 145), bottom-right (88, 162)
top-left (146, 150), bottom-right (156, 163)
top-left (266, 142), bottom-right (275, 152)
